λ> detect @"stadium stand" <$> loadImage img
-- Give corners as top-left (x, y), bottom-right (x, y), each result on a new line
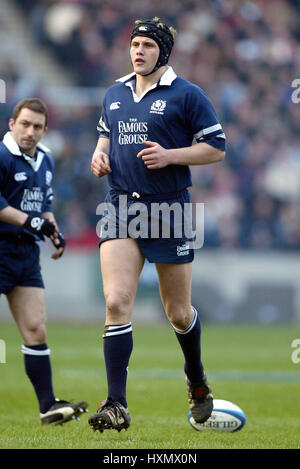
top-left (1, 0), bottom-right (300, 250)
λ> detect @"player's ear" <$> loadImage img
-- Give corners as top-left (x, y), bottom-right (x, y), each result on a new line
top-left (8, 118), bottom-right (14, 131)
top-left (43, 126), bottom-right (48, 135)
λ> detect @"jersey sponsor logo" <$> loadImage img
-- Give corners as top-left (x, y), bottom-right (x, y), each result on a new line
top-left (118, 118), bottom-right (148, 145)
top-left (150, 100), bottom-right (166, 115)
top-left (110, 101), bottom-right (121, 110)
top-left (20, 187), bottom-right (44, 212)
top-left (14, 172), bottom-right (27, 182)
top-left (176, 244), bottom-right (190, 256)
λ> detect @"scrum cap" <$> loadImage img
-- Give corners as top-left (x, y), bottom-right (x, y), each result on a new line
top-left (131, 18), bottom-right (175, 74)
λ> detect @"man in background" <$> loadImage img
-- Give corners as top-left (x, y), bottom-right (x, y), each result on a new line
top-left (0, 98), bottom-right (88, 425)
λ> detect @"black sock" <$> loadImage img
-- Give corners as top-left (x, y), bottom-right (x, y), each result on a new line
top-left (22, 344), bottom-right (56, 413)
top-left (103, 323), bottom-right (133, 408)
top-left (173, 307), bottom-right (204, 384)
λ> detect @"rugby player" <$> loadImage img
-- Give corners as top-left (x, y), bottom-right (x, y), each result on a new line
top-left (89, 18), bottom-right (225, 433)
top-left (0, 98), bottom-right (88, 425)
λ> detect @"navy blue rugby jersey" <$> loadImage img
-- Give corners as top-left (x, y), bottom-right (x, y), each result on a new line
top-left (97, 66), bottom-right (226, 195)
top-left (0, 132), bottom-right (55, 238)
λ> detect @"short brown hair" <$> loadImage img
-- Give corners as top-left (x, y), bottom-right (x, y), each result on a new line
top-left (12, 98), bottom-right (48, 127)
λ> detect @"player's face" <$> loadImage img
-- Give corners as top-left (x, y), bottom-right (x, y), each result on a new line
top-left (130, 36), bottom-right (160, 76)
top-left (9, 108), bottom-right (47, 157)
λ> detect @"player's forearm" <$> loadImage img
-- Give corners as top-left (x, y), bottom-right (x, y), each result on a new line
top-left (91, 137), bottom-right (111, 177)
top-left (95, 137), bottom-right (110, 155)
top-left (168, 143), bottom-right (225, 166)
top-left (0, 206), bottom-right (28, 226)
top-left (42, 211), bottom-right (56, 224)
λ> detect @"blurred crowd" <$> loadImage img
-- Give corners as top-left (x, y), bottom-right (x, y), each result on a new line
top-left (1, 0), bottom-right (300, 250)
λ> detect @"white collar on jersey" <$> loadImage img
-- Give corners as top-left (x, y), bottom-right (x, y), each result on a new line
top-left (116, 66), bottom-right (177, 103)
top-left (2, 131), bottom-right (50, 172)
top-left (116, 65), bottom-right (177, 86)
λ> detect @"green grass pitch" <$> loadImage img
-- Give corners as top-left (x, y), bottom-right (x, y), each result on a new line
top-left (0, 321), bottom-right (299, 449)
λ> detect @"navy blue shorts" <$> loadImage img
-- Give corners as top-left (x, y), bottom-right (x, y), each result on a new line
top-left (0, 235), bottom-right (44, 294)
top-left (97, 189), bottom-right (195, 264)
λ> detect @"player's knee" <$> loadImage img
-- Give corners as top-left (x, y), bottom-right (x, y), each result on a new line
top-left (105, 291), bottom-right (134, 318)
top-left (23, 320), bottom-right (47, 344)
top-left (165, 304), bottom-right (193, 330)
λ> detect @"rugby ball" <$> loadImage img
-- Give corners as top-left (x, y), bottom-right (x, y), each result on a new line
top-left (188, 399), bottom-right (246, 432)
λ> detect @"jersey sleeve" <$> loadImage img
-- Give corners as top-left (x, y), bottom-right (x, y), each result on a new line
top-left (43, 157), bottom-right (55, 213)
top-left (185, 86), bottom-right (226, 151)
top-left (97, 94), bottom-right (110, 138)
top-left (0, 156), bottom-right (9, 211)
top-left (44, 188), bottom-right (54, 212)
top-left (0, 192), bottom-right (9, 211)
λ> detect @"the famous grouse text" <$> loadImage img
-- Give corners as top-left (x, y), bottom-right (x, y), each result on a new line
top-left (20, 187), bottom-right (44, 212)
top-left (118, 118), bottom-right (148, 145)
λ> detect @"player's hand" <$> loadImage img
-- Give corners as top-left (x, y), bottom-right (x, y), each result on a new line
top-left (137, 141), bottom-right (170, 169)
top-left (23, 215), bottom-right (57, 239)
top-left (50, 232), bottom-right (66, 259)
top-left (91, 151), bottom-right (111, 177)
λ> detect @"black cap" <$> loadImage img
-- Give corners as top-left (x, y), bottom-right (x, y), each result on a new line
top-left (131, 18), bottom-right (174, 74)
